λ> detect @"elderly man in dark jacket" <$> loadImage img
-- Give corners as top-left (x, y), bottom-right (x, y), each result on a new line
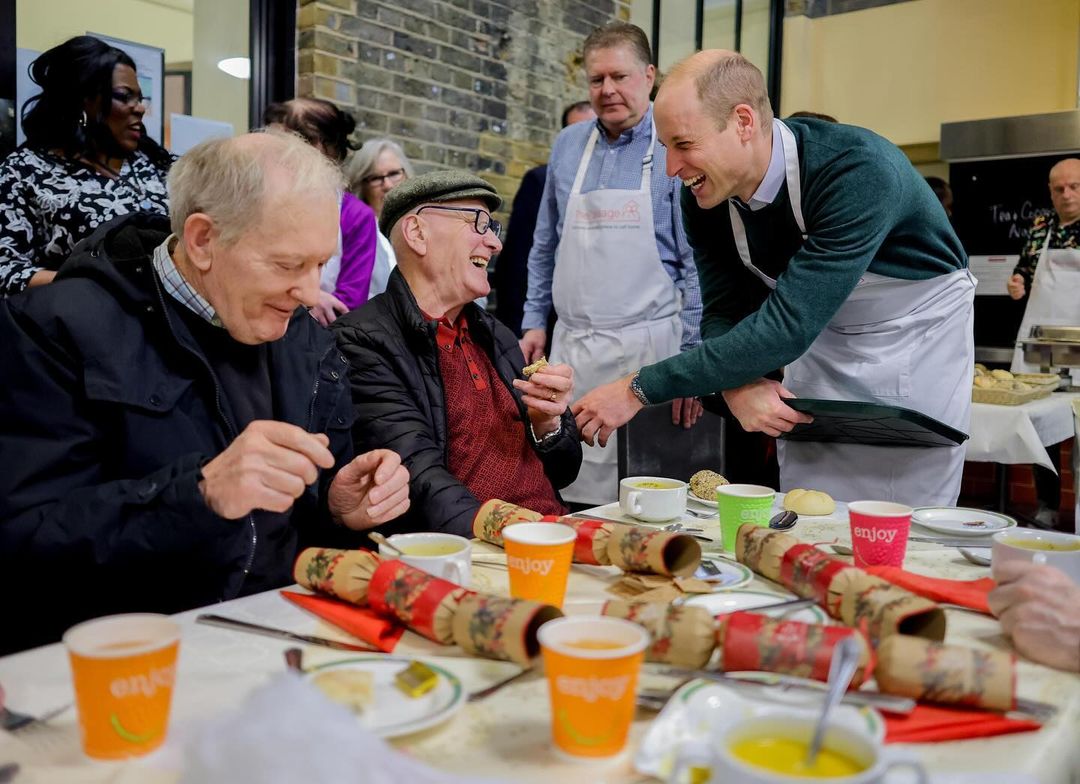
top-left (333, 171), bottom-right (581, 537)
top-left (0, 132), bottom-right (410, 653)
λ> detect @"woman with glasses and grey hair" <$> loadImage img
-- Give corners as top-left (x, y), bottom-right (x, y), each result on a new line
top-left (0, 36), bottom-right (172, 295)
top-left (346, 139), bottom-right (415, 298)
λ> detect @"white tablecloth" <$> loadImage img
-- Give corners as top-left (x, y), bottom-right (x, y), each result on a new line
top-left (2, 502), bottom-right (1079, 782)
top-left (966, 392), bottom-right (1080, 471)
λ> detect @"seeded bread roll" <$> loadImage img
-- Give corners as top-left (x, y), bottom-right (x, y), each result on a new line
top-left (689, 469), bottom-right (729, 501)
top-left (522, 356), bottom-right (548, 378)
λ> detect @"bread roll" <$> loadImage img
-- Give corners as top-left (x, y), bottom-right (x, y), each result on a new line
top-left (783, 488), bottom-right (836, 516)
top-left (990, 369), bottom-right (1014, 381)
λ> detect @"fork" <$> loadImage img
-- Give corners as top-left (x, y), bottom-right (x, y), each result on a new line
top-left (0, 702), bottom-right (71, 733)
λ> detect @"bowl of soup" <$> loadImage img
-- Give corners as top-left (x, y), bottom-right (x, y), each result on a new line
top-left (703, 716), bottom-right (925, 783)
top-left (992, 529), bottom-right (1080, 585)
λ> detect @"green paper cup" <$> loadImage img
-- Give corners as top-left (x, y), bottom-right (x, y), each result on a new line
top-left (717, 484), bottom-right (776, 553)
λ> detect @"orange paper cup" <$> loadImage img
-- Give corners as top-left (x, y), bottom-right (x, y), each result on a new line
top-left (538, 616), bottom-right (649, 760)
top-left (503, 522), bottom-right (576, 608)
top-left (63, 613), bottom-right (180, 760)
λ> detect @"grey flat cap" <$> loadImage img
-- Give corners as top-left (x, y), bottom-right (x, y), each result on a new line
top-left (379, 169), bottom-right (502, 236)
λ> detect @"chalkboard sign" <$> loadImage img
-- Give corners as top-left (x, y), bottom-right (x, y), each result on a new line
top-left (950, 153), bottom-right (1078, 349)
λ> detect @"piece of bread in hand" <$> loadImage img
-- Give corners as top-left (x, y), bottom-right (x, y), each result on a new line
top-left (522, 356), bottom-right (549, 378)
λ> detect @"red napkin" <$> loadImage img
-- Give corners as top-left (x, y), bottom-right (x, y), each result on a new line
top-left (281, 590), bottom-right (405, 652)
top-left (884, 703), bottom-right (1041, 743)
top-left (866, 565), bottom-right (994, 614)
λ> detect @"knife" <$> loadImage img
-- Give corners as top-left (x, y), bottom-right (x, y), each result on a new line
top-left (569, 511), bottom-right (715, 542)
top-left (909, 536), bottom-right (992, 547)
top-left (196, 613), bottom-right (380, 652)
top-left (651, 666), bottom-right (917, 715)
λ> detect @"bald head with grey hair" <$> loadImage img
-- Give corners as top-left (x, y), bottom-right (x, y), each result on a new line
top-left (167, 130), bottom-right (344, 246)
top-left (665, 49), bottom-right (773, 135)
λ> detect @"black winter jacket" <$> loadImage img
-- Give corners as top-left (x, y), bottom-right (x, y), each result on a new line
top-left (331, 269), bottom-right (582, 537)
top-left (0, 214), bottom-right (358, 653)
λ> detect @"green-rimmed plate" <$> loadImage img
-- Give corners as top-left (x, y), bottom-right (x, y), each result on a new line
top-left (306, 656), bottom-right (464, 738)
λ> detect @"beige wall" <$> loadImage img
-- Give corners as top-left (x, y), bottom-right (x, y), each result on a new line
top-left (16, 0), bottom-right (193, 64)
top-left (190, 0), bottom-right (248, 134)
top-left (781, 0), bottom-right (1080, 146)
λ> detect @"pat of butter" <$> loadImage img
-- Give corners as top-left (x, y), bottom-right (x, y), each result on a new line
top-left (394, 661), bottom-right (439, 698)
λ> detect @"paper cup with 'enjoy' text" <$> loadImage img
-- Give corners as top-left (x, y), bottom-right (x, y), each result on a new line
top-left (848, 501), bottom-right (912, 568)
top-left (503, 522), bottom-right (576, 608)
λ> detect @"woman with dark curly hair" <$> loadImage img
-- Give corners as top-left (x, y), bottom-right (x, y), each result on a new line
top-left (0, 35), bottom-right (173, 294)
top-left (264, 97), bottom-right (378, 324)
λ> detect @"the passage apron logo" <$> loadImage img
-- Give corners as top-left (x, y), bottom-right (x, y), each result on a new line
top-left (572, 200), bottom-right (642, 229)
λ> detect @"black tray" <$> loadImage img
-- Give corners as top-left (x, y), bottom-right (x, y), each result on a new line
top-left (780, 399), bottom-right (969, 448)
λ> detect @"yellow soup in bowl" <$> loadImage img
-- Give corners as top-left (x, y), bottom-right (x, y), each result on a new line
top-left (731, 737), bottom-right (865, 778)
top-left (399, 542), bottom-right (465, 557)
top-left (632, 480), bottom-right (681, 489)
top-left (996, 537), bottom-right (1080, 552)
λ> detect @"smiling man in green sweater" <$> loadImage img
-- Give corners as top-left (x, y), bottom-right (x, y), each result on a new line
top-left (573, 49), bottom-right (974, 507)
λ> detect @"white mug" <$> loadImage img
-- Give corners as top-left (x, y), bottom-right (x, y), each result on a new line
top-left (619, 476), bottom-right (687, 523)
top-left (669, 716), bottom-right (927, 784)
top-left (379, 532), bottom-right (472, 587)
top-left (991, 529), bottom-right (1080, 585)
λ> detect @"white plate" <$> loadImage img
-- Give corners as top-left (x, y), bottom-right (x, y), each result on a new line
top-left (911, 506), bottom-right (1017, 537)
top-left (306, 656), bottom-right (465, 738)
top-left (687, 492), bottom-right (718, 509)
top-left (693, 558), bottom-right (753, 590)
top-left (683, 590), bottom-right (828, 624)
top-left (634, 676), bottom-right (883, 780)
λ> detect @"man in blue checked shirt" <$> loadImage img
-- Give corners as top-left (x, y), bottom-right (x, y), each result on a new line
top-left (519, 21), bottom-right (703, 505)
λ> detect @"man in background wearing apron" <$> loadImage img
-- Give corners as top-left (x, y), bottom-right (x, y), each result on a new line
top-left (574, 50), bottom-right (975, 508)
top-left (1007, 157), bottom-right (1080, 529)
top-left (519, 22), bottom-right (704, 505)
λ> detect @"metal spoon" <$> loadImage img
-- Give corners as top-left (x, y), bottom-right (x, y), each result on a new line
top-left (769, 510), bottom-right (798, 530)
top-left (959, 547), bottom-right (992, 567)
top-left (806, 637), bottom-right (862, 768)
top-left (368, 531), bottom-right (403, 556)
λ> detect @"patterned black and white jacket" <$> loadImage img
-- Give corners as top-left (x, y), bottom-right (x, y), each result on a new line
top-left (0, 147), bottom-right (169, 294)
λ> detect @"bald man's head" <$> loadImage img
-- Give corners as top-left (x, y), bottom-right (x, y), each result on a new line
top-left (1050, 158), bottom-right (1080, 225)
top-left (660, 49), bottom-right (772, 133)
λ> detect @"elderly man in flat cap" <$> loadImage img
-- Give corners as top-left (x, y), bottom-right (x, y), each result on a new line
top-left (332, 171), bottom-right (581, 536)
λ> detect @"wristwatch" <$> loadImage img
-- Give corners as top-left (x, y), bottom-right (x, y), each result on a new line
top-left (629, 372), bottom-right (651, 406)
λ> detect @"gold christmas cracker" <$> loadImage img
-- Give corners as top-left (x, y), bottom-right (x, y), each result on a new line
top-left (472, 499), bottom-right (543, 545)
top-left (839, 572), bottom-right (946, 642)
top-left (875, 635), bottom-right (1015, 712)
top-left (606, 525), bottom-right (702, 577)
top-left (735, 525), bottom-right (798, 582)
top-left (293, 547), bottom-right (382, 605)
top-left (451, 593), bottom-right (563, 666)
top-left (603, 600), bottom-right (715, 668)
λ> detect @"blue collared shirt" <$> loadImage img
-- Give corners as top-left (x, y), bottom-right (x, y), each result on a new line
top-left (744, 122), bottom-right (786, 211)
top-left (522, 106), bottom-right (702, 350)
top-left (152, 235), bottom-right (222, 326)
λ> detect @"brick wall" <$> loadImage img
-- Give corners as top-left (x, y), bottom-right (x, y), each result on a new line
top-left (296, 0), bottom-right (631, 213)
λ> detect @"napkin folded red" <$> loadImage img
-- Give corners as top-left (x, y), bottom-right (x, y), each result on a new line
top-left (281, 590), bottom-right (405, 652)
top-left (884, 703), bottom-right (1042, 743)
top-left (866, 565), bottom-right (995, 614)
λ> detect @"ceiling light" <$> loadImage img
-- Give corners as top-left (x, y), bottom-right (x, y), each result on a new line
top-left (217, 57), bottom-right (250, 80)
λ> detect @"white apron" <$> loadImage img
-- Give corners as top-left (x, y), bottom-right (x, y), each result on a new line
top-left (551, 119), bottom-right (683, 505)
top-left (1010, 228), bottom-right (1080, 372)
top-left (732, 121), bottom-right (975, 507)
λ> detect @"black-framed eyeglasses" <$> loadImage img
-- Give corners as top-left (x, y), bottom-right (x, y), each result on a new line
top-left (415, 205), bottom-right (502, 238)
top-left (111, 90), bottom-right (149, 109)
top-left (362, 168), bottom-right (406, 187)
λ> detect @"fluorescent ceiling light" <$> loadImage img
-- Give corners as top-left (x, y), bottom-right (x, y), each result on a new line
top-left (217, 57), bottom-right (250, 80)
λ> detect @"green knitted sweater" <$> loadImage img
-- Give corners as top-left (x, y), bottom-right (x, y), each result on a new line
top-left (638, 118), bottom-right (966, 402)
